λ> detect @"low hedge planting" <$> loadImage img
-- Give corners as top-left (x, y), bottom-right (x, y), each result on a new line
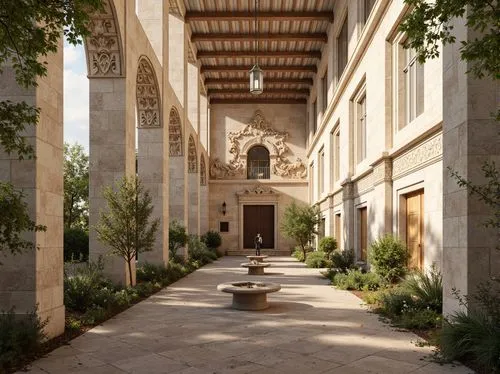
top-left (305, 251), bottom-right (331, 268)
top-left (330, 269), bottom-right (382, 291)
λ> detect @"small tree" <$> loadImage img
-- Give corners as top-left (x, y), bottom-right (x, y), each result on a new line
top-left (369, 235), bottom-right (409, 283)
top-left (201, 230), bottom-right (222, 251)
top-left (64, 142), bottom-right (89, 230)
top-left (319, 236), bottom-right (338, 259)
top-left (281, 202), bottom-right (321, 261)
top-left (169, 220), bottom-right (188, 260)
top-left (95, 176), bottom-right (159, 285)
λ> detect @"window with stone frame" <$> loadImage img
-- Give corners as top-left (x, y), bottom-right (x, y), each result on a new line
top-left (337, 15), bottom-right (348, 80)
top-left (394, 33), bottom-right (425, 130)
top-left (318, 147), bottom-right (325, 196)
top-left (309, 162), bottom-right (315, 203)
top-left (330, 125), bottom-right (340, 186)
top-left (360, 0), bottom-right (376, 27)
top-left (312, 99), bottom-right (318, 134)
top-left (352, 83), bottom-right (367, 164)
top-left (322, 70), bottom-right (328, 114)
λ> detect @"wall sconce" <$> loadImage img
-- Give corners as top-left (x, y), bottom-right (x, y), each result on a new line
top-left (222, 201), bottom-right (227, 216)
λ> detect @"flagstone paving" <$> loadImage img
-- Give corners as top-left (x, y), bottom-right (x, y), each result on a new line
top-left (23, 256), bottom-right (474, 373)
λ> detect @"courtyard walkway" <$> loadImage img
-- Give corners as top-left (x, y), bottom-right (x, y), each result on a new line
top-left (24, 257), bottom-right (473, 374)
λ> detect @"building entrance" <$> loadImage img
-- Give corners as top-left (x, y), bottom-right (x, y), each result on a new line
top-left (243, 205), bottom-right (275, 249)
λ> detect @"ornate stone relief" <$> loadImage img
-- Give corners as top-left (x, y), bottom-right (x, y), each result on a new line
top-left (209, 110), bottom-right (307, 179)
top-left (393, 133), bottom-right (443, 179)
top-left (136, 57), bottom-right (160, 128)
top-left (85, 1), bottom-right (122, 77)
top-left (373, 157), bottom-right (393, 186)
top-left (200, 155), bottom-right (207, 186)
top-left (333, 191), bottom-right (342, 207)
top-left (188, 136), bottom-right (197, 173)
top-left (169, 108), bottom-right (183, 157)
top-left (237, 185), bottom-right (277, 196)
top-left (354, 172), bottom-right (374, 197)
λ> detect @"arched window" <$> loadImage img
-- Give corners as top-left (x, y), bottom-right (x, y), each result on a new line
top-left (247, 145), bottom-right (270, 179)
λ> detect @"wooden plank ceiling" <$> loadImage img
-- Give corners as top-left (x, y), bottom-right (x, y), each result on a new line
top-left (182, 0), bottom-right (334, 104)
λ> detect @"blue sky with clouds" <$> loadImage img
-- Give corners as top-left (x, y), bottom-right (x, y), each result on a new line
top-left (64, 42), bottom-right (89, 151)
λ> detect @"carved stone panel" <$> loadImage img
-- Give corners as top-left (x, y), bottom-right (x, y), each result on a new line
top-left (188, 136), bottom-right (197, 173)
top-left (169, 107), bottom-right (183, 157)
top-left (393, 133), bottom-right (443, 179)
top-left (85, 1), bottom-right (123, 77)
top-left (200, 155), bottom-right (207, 186)
top-left (210, 110), bottom-right (306, 180)
top-left (136, 57), bottom-right (161, 128)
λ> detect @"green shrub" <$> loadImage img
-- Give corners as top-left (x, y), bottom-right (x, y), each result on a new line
top-left (332, 269), bottom-right (382, 291)
top-left (330, 249), bottom-right (355, 272)
top-left (402, 266), bottom-right (443, 312)
top-left (305, 251), bottom-right (329, 268)
top-left (0, 309), bottom-right (46, 372)
top-left (81, 306), bottom-right (108, 325)
top-left (137, 262), bottom-right (170, 285)
top-left (292, 247), bottom-right (305, 262)
top-left (167, 260), bottom-right (188, 283)
top-left (368, 235), bottom-right (409, 282)
top-left (439, 283), bottom-right (500, 373)
top-left (201, 230), bottom-right (222, 251)
top-left (319, 236), bottom-right (337, 257)
top-left (169, 220), bottom-right (188, 259)
top-left (378, 287), bottom-right (416, 317)
top-left (188, 235), bottom-right (217, 265)
top-left (64, 227), bottom-right (89, 262)
top-left (134, 282), bottom-right (160, 297)
top-left (396, 308), bottom-right (442, 330)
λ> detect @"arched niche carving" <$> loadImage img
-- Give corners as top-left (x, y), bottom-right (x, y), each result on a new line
top-left (200, 155), bottom-right (207, 186)
top-left (169, 107), bottom-right (183, 157)
top-left (136, 56), bottom-right (161, 128)
top-left (188, 135), bottom-right (197, 173)
top-left (209, 110), bottom-right (307, 180)
top-left (85, 0), bottom-right (124, 77)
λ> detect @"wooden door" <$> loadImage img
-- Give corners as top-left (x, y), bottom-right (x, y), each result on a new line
top-left (334, 214), bottom-right (341, 249)
top-left (406, 190), bottom-right (424, 269)
top-left (359, 207), bottom-right (367, 261)
top-left (243, 205), bottom-right (275, 249)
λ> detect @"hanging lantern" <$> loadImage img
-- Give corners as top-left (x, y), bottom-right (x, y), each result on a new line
top-left (249, 64), bottom-right (263, 95)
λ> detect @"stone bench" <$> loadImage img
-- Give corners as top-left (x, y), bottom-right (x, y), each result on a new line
top-left (217, 281), bottom-right (281, 310)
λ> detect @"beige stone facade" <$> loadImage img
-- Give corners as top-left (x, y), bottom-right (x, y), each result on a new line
top-left (0, 0), bottom-right (497, 338)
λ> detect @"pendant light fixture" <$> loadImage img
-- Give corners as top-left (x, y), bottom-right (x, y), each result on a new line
top-left (249, 0), bottom-right (263, 94)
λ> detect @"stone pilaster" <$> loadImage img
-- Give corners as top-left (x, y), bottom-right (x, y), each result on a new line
top-left (371, 154), bottom-right (393, 237)
top-left (341, 179), bottom-right (354, 250)
top-left (442, 14), bottom-right (500, 314)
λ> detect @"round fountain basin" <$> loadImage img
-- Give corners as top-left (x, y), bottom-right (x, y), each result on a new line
top-left (241, 262), bottom-right (271, 275)
top-left (246, 255), bottom-right (268, 262)
top-left (217, 281), bottom-right (281, 310)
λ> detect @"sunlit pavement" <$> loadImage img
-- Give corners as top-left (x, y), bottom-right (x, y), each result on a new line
top-left (23, 256), bottom-right (474, 373)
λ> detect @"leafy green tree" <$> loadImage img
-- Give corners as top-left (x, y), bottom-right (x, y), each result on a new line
top-left (64, 142), bottom-right (89, 230)
top-left (400, 0), bottom-right (499, 80)
top-left (0, 183), bottom-right (46, 264)
top-left (95, 176), bottom-right (159, 285)
top-left (281, 202), bottom-right (321, 261)
top-left (169, 220), bottom-right (188, 260)
top-left (0, 0), bottom-right (103, 259)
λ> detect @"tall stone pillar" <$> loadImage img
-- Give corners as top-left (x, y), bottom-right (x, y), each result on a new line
top-left (371, 155), bottom-right (393, 237)
top-left (341, 180), bottom-right (355, 251)
top-left (0, 45), bottom-right (65, 338)
top-left (442, 15), bottom-right (500, 314)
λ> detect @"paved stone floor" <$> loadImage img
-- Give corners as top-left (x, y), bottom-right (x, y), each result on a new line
top-left (24, 257), bottom-right (474, 373)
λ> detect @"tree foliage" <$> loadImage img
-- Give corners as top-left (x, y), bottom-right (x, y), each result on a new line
top-left (400, 0), bottom-right (500, 80)
top-left (64, 142), bottom-right (89, 230)
top-left (95, 176), bottom-right (159, 285)
top-left (281, 202), bottom-right (321, 260)
top-left (0, 183), bottom-right (46, 264)
top-left (169, 220), bottom-right (188, 260)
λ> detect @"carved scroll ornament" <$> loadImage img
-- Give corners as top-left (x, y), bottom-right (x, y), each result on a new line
top-left (136, 57), bottom-right (160, 128)
top-left (209, 110), bottom-right (307, 180)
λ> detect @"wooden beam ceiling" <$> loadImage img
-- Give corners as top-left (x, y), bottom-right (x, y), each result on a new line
top-left (201, 65), bottom-right (317, 73)
top-left (197, 50), bottom-right (322, 59)
top-left (191, 33), bottom-right (328, 43)
top-left (185, 11), bottom-right (333, 22)
top-left (204, 77), bottom-right (314, 85)
top-left (208, 88), bottom-right (310, 96)
top-left (210, 98), bottom-right (307, 104)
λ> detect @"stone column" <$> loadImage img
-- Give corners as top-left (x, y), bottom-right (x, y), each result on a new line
top-left (168, 12), bottom-right (185, 106)
top-left (442, 15), bottom-right (500, 314)
top-left (341, 180), bottom-right (355, 251)
top-left (0, 45), bottom-right (65, 338)
top-left (371, 155), bottom-right (393, 237)
top-left (187, 62), bottom-right (199, 133)
top-left (136, 0), bottom-right (163, 61)
top-left (200, 94), bottom-right (209, 151)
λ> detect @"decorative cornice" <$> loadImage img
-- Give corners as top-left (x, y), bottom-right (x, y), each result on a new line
top-left (393, 133), bottom-right (443, 179)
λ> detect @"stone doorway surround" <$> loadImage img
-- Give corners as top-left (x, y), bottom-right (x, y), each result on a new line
top-left (237, 185), bottom-right (279, 251)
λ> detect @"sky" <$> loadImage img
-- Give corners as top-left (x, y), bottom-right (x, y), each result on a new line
top-left (64, 42), bottom-right (90, 151)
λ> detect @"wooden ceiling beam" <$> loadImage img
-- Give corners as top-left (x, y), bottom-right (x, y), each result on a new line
top-left (185, 11), bottom-right (333, 22)
top-left (191, 33), bottom-right (328, 43)
top-left (208, 88), bottom-right (310, 96)
top-left (197, 50), bottom-right (322, 59)
top-left (204, 77), bottom-right (314, 85)
top-left (201, 65), bottom-right (317, 73)
top-left (210, 98), bottom-right (308, 104)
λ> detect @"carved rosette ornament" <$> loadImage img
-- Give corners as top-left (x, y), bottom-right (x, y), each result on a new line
top-left (209, 110), bottom-right (307, 180)
top-left (169, 108), bottom-right (183, 157)
top-left (85, 1), bottom-right (123, 77)
top-left (200, 155), bottom-right (207, 186)
top-left (136, 57), bottom-right (160, 128)
top-left (188, 136), bottom-right (197, 173)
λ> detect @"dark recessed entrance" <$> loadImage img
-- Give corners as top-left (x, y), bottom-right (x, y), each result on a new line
top-left (243, 205), bottom-right (274, 249)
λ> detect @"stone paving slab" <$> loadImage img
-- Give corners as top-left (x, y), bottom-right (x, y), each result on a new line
top-left (21, 256), bottom-right (475, 373)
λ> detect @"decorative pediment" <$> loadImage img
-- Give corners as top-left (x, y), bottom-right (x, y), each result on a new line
top-left (210, 110), bottom-right (307, 180)
top-left (236, 185), bottom-right (280, 203)
top-left (237, 185), bottom-right (278, 196)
